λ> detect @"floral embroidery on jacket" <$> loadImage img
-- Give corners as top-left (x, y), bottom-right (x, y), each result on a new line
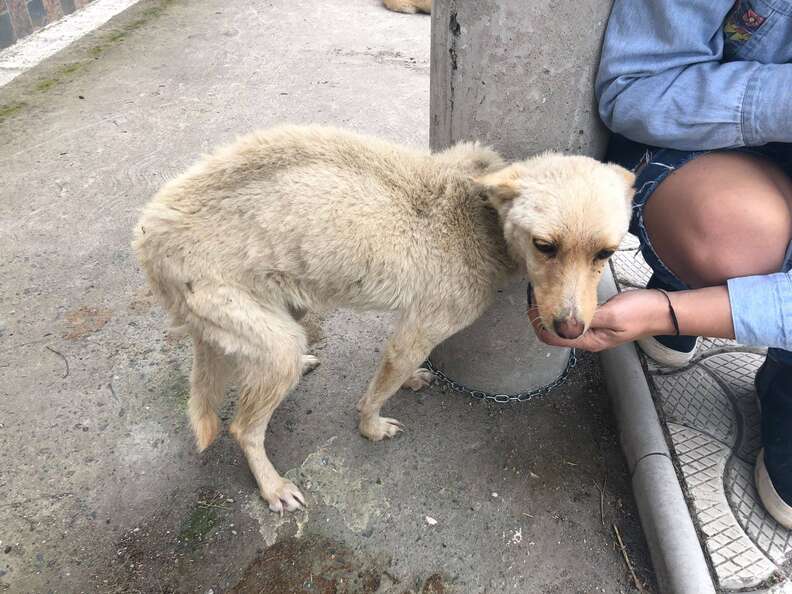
top-left (725, 0), bottom-right (767, 43)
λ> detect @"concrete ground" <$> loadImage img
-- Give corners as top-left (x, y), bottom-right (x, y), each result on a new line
top-left (0, 1), bottom-right (656, 592)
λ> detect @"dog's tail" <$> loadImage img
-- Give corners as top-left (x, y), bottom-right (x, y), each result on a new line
top-left (383, 0), bottom-right (431, 14)
top-left (132, 197), bottom-right (196, 334)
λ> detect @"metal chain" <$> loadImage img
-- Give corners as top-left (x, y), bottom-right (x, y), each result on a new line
top-left (422, 283), bottom-right (578, 403)
top-left (423, 349), bottom-right (577, 403)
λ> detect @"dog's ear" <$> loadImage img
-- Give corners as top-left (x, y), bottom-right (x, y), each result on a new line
top-left (608, 163), bottom-right (636, 204)
top-left (474, 164), bottom-right (524, 208)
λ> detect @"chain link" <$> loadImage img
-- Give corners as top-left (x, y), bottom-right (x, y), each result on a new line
top-left (423, 282), bottom-right (578, 403)
top-left (423, 349), bottom-right (577, 403)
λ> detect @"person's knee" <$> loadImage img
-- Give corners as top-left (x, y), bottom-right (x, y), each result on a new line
top-left (687, 197), bottom-right (792, 286)
top-left (643, 187), bottom-right (718, 286)
top-left (645, 154), bottom-right (791, 287)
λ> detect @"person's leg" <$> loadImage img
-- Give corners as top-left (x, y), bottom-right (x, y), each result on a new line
top-left (643, 152), bottom-right (791, 289)
top-left (643, 150), bottom-right (792, 527)
top-left (755, 349), bottom-right (792, 528)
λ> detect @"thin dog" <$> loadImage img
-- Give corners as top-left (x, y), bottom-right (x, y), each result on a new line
top-left (133, 125), bottom-right (634, 513)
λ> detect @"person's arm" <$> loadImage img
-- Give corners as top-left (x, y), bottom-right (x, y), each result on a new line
top-left (530, 286), bottom-right (734, 353)
top-left (596, 0), bottom-right (792, 150)
top-left (532, 273), bottom-right (792, 352)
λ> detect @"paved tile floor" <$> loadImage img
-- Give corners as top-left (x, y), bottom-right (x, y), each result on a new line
top-left (612, 238), bottom-right (792, 592)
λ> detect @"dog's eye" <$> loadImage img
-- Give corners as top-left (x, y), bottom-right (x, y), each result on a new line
top-left (595, 249), bottom-right (615, 261)
top-left (533, 239), bottom-right (558, 257)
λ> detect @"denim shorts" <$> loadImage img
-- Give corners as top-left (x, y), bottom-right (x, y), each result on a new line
top-left (606, 134), bottom-right (792, 362)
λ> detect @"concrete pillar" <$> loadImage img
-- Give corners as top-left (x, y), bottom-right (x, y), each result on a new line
top-left (428, 0), bottom-right (613, 393)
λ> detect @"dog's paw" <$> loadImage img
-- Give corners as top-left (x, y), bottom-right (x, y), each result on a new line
top-left (359, 415), bottom-right (404, 441)
top-left (402, 367), bottom-right (434, 391)
top-left (301, 354), bottom-right (320, 375)
top-left (262, 477), bottom-right (305, 514)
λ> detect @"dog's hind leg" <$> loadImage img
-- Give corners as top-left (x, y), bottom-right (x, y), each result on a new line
top-left (402, 367), bottom-right (435, 391)
top-left (290, 307), bottom-right (321, 376)
top-left (181, 285), bottom-right (309, 512)
top-left (188, 333), bottom-right (231, 451)
top-left (219, 305), bottom-right (308, 513)
top-left (231, 336), bottom-right (305, 513)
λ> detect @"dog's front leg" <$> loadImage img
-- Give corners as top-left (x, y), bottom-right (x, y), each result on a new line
top-left (356, 316), bottom-right (446, 441)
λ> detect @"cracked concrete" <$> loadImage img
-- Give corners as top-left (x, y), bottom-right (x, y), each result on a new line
top-left (1, 0), bottom-right (655, 592)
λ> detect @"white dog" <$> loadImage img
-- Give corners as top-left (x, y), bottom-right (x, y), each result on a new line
top-left (133, 125), bottom-right (634, 512)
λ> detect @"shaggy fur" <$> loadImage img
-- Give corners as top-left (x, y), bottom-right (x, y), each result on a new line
top-left (384, 0), bottom-right (431, 14)
top-left (133, 125), bottom-right (634, 513)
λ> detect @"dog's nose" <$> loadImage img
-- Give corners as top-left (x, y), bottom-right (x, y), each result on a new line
top-left (553, 317), bottom-right (585, 339)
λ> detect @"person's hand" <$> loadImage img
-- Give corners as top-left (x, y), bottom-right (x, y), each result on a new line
top-left (530, 289), bottom-right (673, 352)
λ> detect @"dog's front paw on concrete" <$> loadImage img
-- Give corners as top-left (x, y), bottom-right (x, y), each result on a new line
top-left (359, 415), bottom-right (404, 441)
top-left (262, 477), bottom-right (305, 514)
top-left (301, 354), bottom-right (320, 375)
top-left (402, 367), bottom-right (434, 391)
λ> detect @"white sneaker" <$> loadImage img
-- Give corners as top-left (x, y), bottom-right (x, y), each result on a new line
top-left (755, 449), bottom-right (792, 529)
top-left (637, 335), bottom-right (699, 368)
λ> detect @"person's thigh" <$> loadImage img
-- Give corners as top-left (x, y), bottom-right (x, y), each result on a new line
top-left (644, 151), bottom-right (792, 288)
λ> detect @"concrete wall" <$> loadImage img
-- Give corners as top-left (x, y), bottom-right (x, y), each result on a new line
top-left (429, 0), bottom-right (613, 160)
top-left (428, 0), bottom-right (614, 391)
top-left (0, 0), bottom-right (94, 50)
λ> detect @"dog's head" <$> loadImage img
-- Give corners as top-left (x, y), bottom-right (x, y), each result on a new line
top-left (477, 153), bottom-right (635, 339)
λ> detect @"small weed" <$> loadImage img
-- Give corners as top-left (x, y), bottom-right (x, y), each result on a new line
top-left (59, 62), bottom-right (83, 75)
top-left (0, 101), bottom-right (26, 122)
top-left (177, 492), bottom-right (227, 548)
top-left (34, 78), bottom-right (57, 92)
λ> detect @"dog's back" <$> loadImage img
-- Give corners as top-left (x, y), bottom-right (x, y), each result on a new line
top-left (134, 125), bottom-right (510, 321)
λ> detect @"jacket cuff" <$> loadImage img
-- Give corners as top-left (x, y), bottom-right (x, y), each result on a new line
top-left (727, 273), bottom-right (792, 349)
top-left (742, 64), bottom-right (792, 146)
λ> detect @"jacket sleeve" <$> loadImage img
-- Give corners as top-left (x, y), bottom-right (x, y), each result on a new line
top-left (595, 0), bottom-right (792, 150)
top-left (727, 272), bottom-right (792, 350)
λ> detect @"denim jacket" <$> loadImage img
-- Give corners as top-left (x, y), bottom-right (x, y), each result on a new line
top-left (596, 0), bottom-right (792, 351)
